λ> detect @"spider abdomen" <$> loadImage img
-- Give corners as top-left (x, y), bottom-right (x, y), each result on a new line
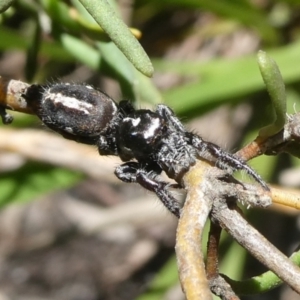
top-left (24, 83), bottom-right (118, 144)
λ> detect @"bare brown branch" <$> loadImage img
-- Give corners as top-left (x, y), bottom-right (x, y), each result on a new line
top-left (271, 185), bottom-right (300, 210)
top-left (0, 77), bottom-right (32, 114)
top-left (206, 224), bottom-right (241, 299)
top-left (236, 112), bottom-right (300, 161)
top-left (209, 275), bottom-right (241, 300)
top-left (175, 160), bottom-right (214, 300)
top-left (211, 194), bottom-right (300, 294)
top-left (206, 222), bottom-right (222, 279)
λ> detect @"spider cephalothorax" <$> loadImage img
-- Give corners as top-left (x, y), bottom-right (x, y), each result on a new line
top-left (24, 83), bottom-right (269, 217)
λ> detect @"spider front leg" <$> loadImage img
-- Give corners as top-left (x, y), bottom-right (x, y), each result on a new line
top-left (156, 104), bottom-right (185, 132)
top-left (189, 133), bottom-right (269, 190)
top-left (115, 162), bottom-right (181, 217)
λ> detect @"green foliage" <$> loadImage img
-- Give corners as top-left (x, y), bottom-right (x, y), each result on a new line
top-left (136, 256), bottom-right (179, 300)
top-left (77, 0), bottom-right (153, 76)
top-left (257, 50), bottom-right (286, 138)
top-left (226, 250), bottom-right (300, 295)
top-left (0, 162), bottom-right (83, 207)
top-left (158, 41), bottom-right (300, 116)
top-left (0, 0), bottom-right (14, 13)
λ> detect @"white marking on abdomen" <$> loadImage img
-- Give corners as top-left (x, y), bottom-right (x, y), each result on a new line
top-left (45, 92), bottom-right (93, 114)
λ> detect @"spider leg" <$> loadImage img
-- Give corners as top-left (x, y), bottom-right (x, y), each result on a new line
top-left (0, 105), bottom-right (13, 124)
top-left (189, 133), bottom-right (269, 190)
top-left (156, 104), bottom-right (185, 132)
top-left (98, 134), bottom-right (118, 156)
top-left (115, 162), bottom-right (181, 217)
top-left (118, 100), bottom-right (136, 115)
top-left (136, 173), bottom-right (182, 217)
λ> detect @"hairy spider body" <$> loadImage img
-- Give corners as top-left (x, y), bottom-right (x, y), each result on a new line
top-left (24, 83), bottom-right (268, 217)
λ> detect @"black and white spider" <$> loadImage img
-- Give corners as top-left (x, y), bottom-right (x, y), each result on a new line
top-left (24, 83), bottom-right (269, 217)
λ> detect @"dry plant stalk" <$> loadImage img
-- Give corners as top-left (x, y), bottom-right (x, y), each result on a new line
top-left (175, 160), bottom-right (213, 300)
top-left (0, 77), bottom-right (32, 114)
top-left (176, 156), bottom-right (300, 298)
top-left (236, 112), bottom-right (300, 161)
top-left (211, 192), bottom-right (300, 294)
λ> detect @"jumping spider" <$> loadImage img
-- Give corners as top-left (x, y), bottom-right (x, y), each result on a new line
top-left (24, 83), bottom-right (269, 217)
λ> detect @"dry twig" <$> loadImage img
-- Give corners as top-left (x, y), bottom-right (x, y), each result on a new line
top-left (210, 194), bottom-right (300, 294)
top-left (175, 160), bottom-right (214, 300)
top-left (0, 128), bottom-right (120, 182)
top-left (236, 112), bottom-right (300, 160)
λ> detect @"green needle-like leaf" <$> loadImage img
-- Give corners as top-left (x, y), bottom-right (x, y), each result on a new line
top-left (78, 0), bottom-right (154, 77)
top-left (226, 250), bottom-right (300, 295)
top-left (257, 50), bottom-right (287, 138)
top-left (0, 0), bottom-right (14, 13)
